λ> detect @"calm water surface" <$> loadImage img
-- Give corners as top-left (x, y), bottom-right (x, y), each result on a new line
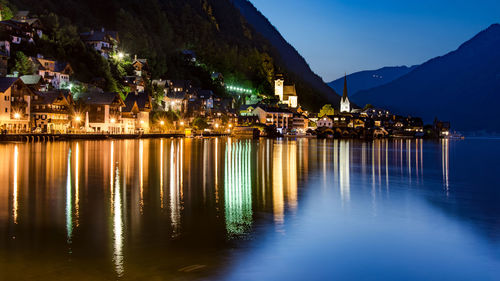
top-left (0, 138), bottom-right (499, 280)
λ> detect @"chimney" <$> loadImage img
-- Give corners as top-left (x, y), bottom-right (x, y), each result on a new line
top-left (134, 54), bottom-right (137, 61)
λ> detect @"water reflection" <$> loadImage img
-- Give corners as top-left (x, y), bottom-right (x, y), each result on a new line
top-left (224, 140), bottom-right (253, 236)
top-left (339, 140), bottom-right (350, 204)
top-left (170, 140), bottom-right (182, 237)
top-left (442, 139), bottom-right (450, 192)
top-left (66, 149), bottom-right (73, 245)
top-left (75, 143), bottom-right (80, 226)
top-left (0, 138), bottom-right (494, 281)
top-left (112, 165), bottom-right (124, 277)
top-left (12, 145), bottom-right (18, 224)
top-left (272, 142), bottom-right (284, 225)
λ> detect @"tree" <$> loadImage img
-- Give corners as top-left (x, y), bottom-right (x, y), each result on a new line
top-left (318, 104), bottom-right (334, 117)
top-left (363, 104), bottom-right (374, 110)
top-left (13, 52), bottom-right (34, 75)
top-left (193, 117), bottom-right (209, 130)
top-left (0, 1), bottom-right (14, 21)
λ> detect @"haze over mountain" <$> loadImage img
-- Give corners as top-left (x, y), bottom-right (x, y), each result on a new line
top-left (328, 66), bottom-right (417, 98)
top-left (231, 0), bottom-right (340, 105)
top-left (352, 24), bottom-right (500, 133)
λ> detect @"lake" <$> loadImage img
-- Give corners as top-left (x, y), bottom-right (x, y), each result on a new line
top-left (0, 138), bottom-right (499, 280)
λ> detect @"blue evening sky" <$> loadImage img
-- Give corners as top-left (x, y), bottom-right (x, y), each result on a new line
top-left (249, 0), bottom-right (500, 82)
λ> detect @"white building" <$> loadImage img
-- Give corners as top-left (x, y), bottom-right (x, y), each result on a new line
top-left (340, 75), bottom-right (351, 113)
top-left (274, 74), bottom-right (298, 108)
top-left (0, 78), bottom-right (31, 133)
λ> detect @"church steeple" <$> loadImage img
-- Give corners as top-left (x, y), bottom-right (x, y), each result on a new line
top-left (342, 74), bottom-right (348, 101)
top-left (340, 73), bottom-right (351, 113)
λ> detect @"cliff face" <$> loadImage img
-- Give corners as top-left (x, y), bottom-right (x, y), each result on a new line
top-left (352, 24), bottom-right (500, 132)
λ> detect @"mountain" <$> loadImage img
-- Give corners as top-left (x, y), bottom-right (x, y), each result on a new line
top-left (352, 24), bottom-right (500, 133)
top-left (231, 0), bottom-right (340, 107)
top-left (9, 0), bottom-right (337, 109)
top-left (328, 66), bottom-right (417, 97)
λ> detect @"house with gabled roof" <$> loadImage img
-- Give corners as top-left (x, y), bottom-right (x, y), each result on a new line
top-left (33, 57), bottom-right (73, 89)
top-left (20, 74), bottom-right (46, 91)
top-left (123, 92), bottom-right (152, 133)
top-left (132, 55), bottom-right (149, 77)
top-left (75, 90), bottom-right (125, 133)
top-left (31, 89), bottom-right (74, 133)
top-left (80, 28), bottom-right (119, 59)
top-left (0, 77), bottom-right (32, 133)
top-left (163, 91), bottom-right (187, 112)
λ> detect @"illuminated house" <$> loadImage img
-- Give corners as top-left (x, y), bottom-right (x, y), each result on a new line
top-left (123, 76), bottom-right (145, 93)
top-left (123, 92), bottom-right (152, 133)
top-left (239, 104), bottom-right (256, 116)
top-left (166, 80), bottom-right (194, 93)
top-left (291, 113), bottom-right (309, 133)
top-left (163, 91), bottom-right (186, 112)
top-left (31, 90), bottom-right (74, 133)
top-left (80, 28), bottom-right (119, 59)
top-left (317, 115), bottom-right (334, 128)
top-left (132, 55), bottom-right (149, 77)
top-left (274, 74), bottom-right (298, 108)
top-left (76, 91), bottom-right (125, 133)
top-left (252, 105), bottom-right (293, 133)
top-left (33, 57), bottom-right (73, 89)
top-left (12, 11), bottom-right (43, 38)
top-left (0, 12), bottom-right (43, 45)
top-left (0, 77), bottom-right (31, 133)
top-left (197, 90), bottom-right (214, 110)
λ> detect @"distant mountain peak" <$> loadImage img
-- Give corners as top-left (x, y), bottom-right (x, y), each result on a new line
top-left (352, 24), bottom-right (500, 132)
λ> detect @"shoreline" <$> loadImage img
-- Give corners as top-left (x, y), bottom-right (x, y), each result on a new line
top-left (0, 133), bottom-right (455, 142)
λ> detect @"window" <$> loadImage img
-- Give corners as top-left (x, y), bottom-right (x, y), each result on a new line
top-left (97, 107), bottom-right (101, 111)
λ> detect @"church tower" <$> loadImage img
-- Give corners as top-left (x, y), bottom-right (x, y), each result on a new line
top-left (274, 74), bottom-right (284, 102)
top-left (340, 74), bottom-right (350, 113)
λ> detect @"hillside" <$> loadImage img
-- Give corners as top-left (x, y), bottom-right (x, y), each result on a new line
top-left (230, 0), bottom-right (340, 107)
top-left (328, 66), bottom-right (416, 97)
top-left (352, 24), bottom-right (500, 132)
top-left (9, 0), bottom-right (336, 110)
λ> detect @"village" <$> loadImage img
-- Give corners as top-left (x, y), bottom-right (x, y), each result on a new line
top-left (0, 11), bottom-right (451, 140)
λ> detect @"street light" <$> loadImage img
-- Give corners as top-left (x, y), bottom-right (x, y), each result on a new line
top-left (14, 113), bottom-right (20, 119)
top-left (117, 52), bottom-right (124, 60)
top-left (180, 121), bottom-right (185, 126)
top-left (228, 124), bottom-right (233, 128)
top-left (160, 120), bottom-right (165, 126)
top-left (75, 116), bottom-right (82, 122)
top-left (110, 118), bottom-right (116, 124)
top-left (215, 123), bottom-right (219, 129)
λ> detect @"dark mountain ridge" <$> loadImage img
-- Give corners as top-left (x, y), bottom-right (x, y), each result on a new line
top-left (328, 65), bottom-right (417, 97)
top-left (231, 0), bottom-right (340, 106)
top-left (9, 0), bottom-right (338, 110)
top-left (352, 24), bottom-right (500, 132)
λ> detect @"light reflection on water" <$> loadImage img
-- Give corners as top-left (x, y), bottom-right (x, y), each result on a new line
top-left (0, 138), bottom-right (498, 280)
